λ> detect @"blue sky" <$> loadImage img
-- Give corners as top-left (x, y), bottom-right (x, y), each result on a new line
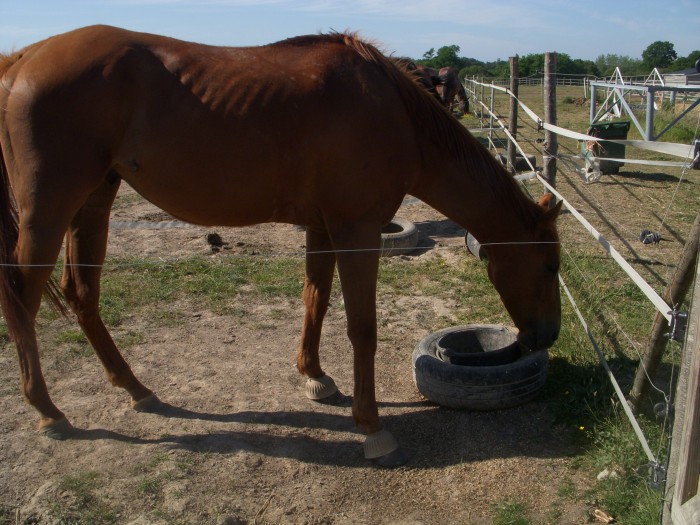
top-left (0, 1), bottom-right (696, 63)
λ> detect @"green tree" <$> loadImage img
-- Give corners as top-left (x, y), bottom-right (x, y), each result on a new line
top-left (422, 48), bottom-right (436, 61)
top-left (671, 50), bottom-right (700, 71)
top-left (642, 41), bottom-right (677, 69)
top-left (518, 54), bottom-right (544, 77)
top-left (418, 45), bottom-right (467, 69)
top-left (594, 54), bottom-right (644, 76)
top-left (434, 45), bottom-right (463, 69)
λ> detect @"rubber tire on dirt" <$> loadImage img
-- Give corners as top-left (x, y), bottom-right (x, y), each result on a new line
top-left (412, 325), bottom-right (549, 410)
top-left (380, 218), bottom-right (419, 257)
top-left (464, 231), bottom-right (486, 260)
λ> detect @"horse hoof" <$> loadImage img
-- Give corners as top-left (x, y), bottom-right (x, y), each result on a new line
top-left (364, 429), bottom-right (399, 459)
top-left (305, 374), bottom-right (338, 400)
top-left (38, 417), bottom-right (74, 440)
top-left (131, 393), bottom-right (162, 413)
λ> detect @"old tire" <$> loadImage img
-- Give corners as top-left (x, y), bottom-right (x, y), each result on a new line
top-left (412, 325), bottom-right (548, 410)
top-left (381, 218), bottom-right (419, 256)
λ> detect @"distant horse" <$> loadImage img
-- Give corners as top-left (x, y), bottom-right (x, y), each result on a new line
top-left (437, 66), bottom-right (469, 115)
top-left (0, 26), bottom-right (560, 466)
top-left (410, 64), bottom-right (469, 115)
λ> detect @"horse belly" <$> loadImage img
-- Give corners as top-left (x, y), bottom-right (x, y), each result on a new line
top-left (115, 129), bottom-right (305, 228)
top-left (118, 162), bottom-right (289, 227)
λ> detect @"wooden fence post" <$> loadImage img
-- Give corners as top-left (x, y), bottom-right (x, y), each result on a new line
top-left (629, 212), bottom-right (700, 414)
top-left (507, 56), bottom-right (519, 173)
top-left (543, 52), bottom-right (558, 194)
top-left (663, 247), bottom-right (700, 524)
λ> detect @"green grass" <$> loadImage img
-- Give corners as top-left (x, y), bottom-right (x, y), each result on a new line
top-left (53, 329), bottom-right (92, 358)
top-left (49, 471), bottom-right (119, 525)
top-left (580, 407), bottom-right (667, 524)
top-left (652, 108), bottom-right (698, 143)
top-left (491, 500), bottom-right (532, 525)
top-left (136, 476), bottom-right (162, 497)
top-left (0, 507), bottom-right (11, 525)
top-left (96, 257), bottom-right (305, 326)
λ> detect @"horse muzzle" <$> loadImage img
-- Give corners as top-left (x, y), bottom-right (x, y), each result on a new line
top-left (517, 322), bottom-right (560, 351)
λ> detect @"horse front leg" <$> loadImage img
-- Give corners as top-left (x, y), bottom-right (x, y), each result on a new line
top-left (331, 226), bottom-right (409, 467)
top-left (297, 227), bottom-right (345, 403)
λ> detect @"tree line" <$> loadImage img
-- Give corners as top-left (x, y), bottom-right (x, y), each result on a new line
top-left (413, 41), bottom-right (700, 80)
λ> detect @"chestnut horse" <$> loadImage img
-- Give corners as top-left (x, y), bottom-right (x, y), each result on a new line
top-left (0, 26), bottom-right (561, 466)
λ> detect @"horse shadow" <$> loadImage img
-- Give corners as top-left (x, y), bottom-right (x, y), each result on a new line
top-left (69, 392), bottom-right (579, 469)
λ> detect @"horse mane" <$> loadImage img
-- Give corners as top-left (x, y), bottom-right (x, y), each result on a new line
top-left (320, 32), bottom-right (546, 229)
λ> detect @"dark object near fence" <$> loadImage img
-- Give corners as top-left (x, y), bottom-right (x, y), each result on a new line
top-left (639, 230), bottom-right (662, 245)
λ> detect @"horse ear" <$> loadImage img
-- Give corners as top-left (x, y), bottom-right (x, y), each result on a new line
top-left (542, 199), bottom-right (563, 225)
top-left (536, 193), bottom-right (562, 224)
top-left (537, 193), bottom-right (554, 209)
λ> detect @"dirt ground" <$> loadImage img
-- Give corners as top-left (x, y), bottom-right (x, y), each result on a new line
top-left (0, 185), bottom-right (592, 525)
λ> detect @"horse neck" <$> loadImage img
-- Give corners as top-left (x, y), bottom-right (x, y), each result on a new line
top-left (412, 145), bottom-right (536, 245)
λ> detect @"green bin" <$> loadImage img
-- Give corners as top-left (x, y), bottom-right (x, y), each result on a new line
top-left (582, 120), bottom-right (630, 175)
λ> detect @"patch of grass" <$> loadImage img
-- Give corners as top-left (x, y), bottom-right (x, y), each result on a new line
top-left (97, 256), bottom-right (305, 325)
top-left (580, 405), bottom-right (666, 524)
top-left (114, 329), bottom-right (146, 349)
top-left (137, 476), bottom-right (162, 497)
top-left (557, 477), bottom-right (577, 499)
top-left (0, 507), bottom-right (12, 525)
top-left (53, 329), bottom-right (92, 358)
top-left (59, 471), bottom-right (100, 503)
top-left (50, 471), bottom-right (119, 524)
top-left (653, 109), bottom-right (698, 143)
top-left (379, 254), bottom-right (506, 321)
top-left (0, 323), bottom-right (9, 345)
top-left (491, 499), bottom-right (531, 525)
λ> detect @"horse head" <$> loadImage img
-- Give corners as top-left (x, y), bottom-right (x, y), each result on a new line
top-left (483, 194), bottom-right (562, 351)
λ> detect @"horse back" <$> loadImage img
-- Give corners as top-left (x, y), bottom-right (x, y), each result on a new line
top-left (1, 26), bottom-right (419, 228)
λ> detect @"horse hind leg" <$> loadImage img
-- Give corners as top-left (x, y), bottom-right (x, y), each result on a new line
top-left (60, 178), bottom-right (161, 416)
top-left (8, 204), bottom-right (77, 437)
top-left (297, 227), bottom-right (347, 405)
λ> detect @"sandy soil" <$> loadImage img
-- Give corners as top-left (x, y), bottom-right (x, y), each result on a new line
top-left (0, 185), bottom-right (591, 525)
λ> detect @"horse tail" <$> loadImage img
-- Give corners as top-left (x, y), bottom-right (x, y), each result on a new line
top-left (0, 133), bottom-right (24, 336)
top-left (0, 53), bottom-right (67, 337)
